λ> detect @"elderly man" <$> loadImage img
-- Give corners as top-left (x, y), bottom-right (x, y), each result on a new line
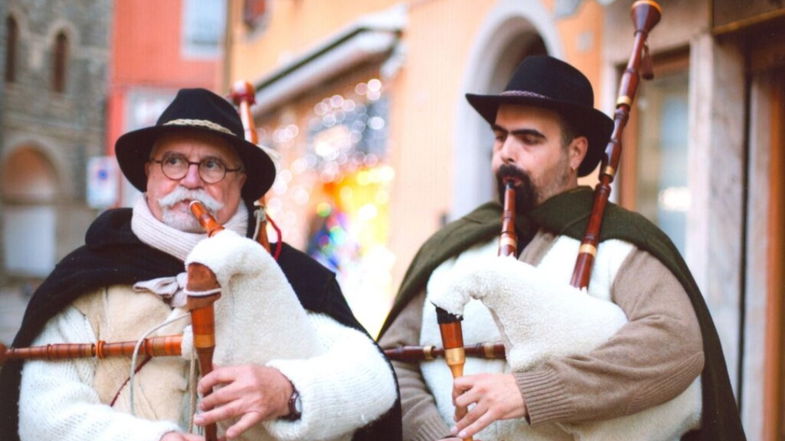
top-left (0, 89), bottom-right (399, 441)
top-left (378, 56), bottom-right (744, 441)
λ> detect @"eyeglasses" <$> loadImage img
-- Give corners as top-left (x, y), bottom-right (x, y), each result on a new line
top-left (149, 152), bottom-right (243, 184)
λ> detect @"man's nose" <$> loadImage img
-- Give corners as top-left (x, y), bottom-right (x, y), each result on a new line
top-left (179, 163), bottom-right (203, 188)
top-left (500, 138), bottom-right (517, 164)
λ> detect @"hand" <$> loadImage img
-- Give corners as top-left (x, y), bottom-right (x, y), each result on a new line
top-left (194, 365), bottom-right (293, 440)
top-left (160, 431), bottom-right (204, 441)
top-left (449, 373), bottom-right (526, 439)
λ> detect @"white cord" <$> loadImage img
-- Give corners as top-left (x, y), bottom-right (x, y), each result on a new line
top-left (128, 313), bottom-right (190, 416)
top-left (182, 287), bottom-right (222, 297)
top-left (252, 204), bottom-right (266, 243)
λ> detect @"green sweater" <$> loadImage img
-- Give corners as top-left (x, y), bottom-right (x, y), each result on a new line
top-left (379, 186), bottom-right (745, 441)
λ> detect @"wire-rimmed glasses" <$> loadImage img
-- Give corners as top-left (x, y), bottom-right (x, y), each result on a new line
top-left (149, 152), bottom-right (243, 184)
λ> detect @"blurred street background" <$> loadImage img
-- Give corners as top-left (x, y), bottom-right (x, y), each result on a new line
top-left (0, 0), bottom-right (783, 438)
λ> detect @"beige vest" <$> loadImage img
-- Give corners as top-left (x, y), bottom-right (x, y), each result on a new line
top-left (73, 285), bottom-right (192, 426)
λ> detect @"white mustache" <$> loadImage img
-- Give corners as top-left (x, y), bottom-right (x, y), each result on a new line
top-left (158, 186), bottom-right (224, 213)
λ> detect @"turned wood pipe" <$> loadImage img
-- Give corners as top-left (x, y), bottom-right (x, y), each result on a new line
top-left (435, 307), bottom-right (473, 441)
top-left (228, 80), bottom-right (272, 253)
top-left (0, 336), bottom-right (183, 365)
top-left (570, 0), bottom-right (662, 289)
top-left (187, 200), bottom-right (224, 441)
top-left (383, 343), bottom-right (506, 363)
top-left (498, 179), bottom-right (518, 258)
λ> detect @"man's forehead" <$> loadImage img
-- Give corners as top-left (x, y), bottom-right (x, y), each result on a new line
top-left (151, 132), bottom-right (238, 160)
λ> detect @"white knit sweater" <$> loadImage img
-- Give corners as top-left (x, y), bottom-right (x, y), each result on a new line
top-left (18, 197), bottom-right (396, 441)
top-left (19, 306), bottom-right (395, 441)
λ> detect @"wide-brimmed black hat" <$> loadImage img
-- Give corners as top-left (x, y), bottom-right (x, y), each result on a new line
top-left (116, 88), bottom-right (275, 201)
top-left (466, 55), bottom-right (613, 176)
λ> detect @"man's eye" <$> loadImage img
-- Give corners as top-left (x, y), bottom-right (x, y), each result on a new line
top-left (520, 135), bottom-right (541, 145)
top-left (165, 155), bottom-right (185, 166)
top-left (202, 158), bottom-right (224, 170)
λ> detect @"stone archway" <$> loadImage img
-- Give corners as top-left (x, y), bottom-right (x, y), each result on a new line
top-left (450, 0), bottom-right (560, 219)
top-left (1, 145), bottom-right (59, 278)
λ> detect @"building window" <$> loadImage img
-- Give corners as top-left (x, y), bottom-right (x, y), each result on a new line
top-left (244, 0), bottom-right (268, 30)
top-left (52, 31), bottom-right (68, 93)
top-left (621, 57), bottom-right (690, 254)
top-left (182, 0), bottom-right (225, 58)
top-left (5, 16), bottom-right (18, 83)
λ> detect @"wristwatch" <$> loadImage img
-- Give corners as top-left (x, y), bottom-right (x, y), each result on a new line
top-left (282, 383), bottom-right (302, 421)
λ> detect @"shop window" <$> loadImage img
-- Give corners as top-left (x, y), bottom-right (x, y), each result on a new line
top-left (5, 16), bottom-right (18, 83)
top-left (621, 56), bottom-right (690, 254)
top-left (182, 0), bottom-right (225, 58)
top-left (244, 0), bottom-right (268, 30)
top-left (259, 76), bottom-right (393, 333)
top-left (52, 31), bottom-right (68, 93)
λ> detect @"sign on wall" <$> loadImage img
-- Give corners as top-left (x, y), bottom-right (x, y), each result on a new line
top-left (87, 156), bottom-right (119, 208)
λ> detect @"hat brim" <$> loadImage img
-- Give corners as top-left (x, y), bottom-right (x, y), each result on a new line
top-left (466, 93), bottom-right (613, 176)
top-left (115, 125), bottom-right (275, 202)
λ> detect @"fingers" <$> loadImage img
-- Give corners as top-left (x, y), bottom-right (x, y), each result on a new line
top-left (452, 376), bottom-right (474, 400)
top-left (453, 404), bottom-right (496, 439)
top-left (223, 412), bottom-right (264, 440)
top-left (197, 365), bottom-right (235, 396)
top-left (193, 364), bottom-right (293, 434)
top-left (198, 378), bottom-right (246, 413)
top-left (448, 373), bottom-right (526, 439)
top-left (451, 396), bottom-right (491, 439)
top-left (194, 399), bottom-right (242, 426)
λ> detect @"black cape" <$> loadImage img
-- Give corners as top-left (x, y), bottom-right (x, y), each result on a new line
top-left (380, 187), bottom-right (745, 441)
top-left (0, 208), bottom-right (401, 441)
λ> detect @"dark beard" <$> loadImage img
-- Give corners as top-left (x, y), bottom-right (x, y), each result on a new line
top-left (495, 164), bottom-right (538, 215)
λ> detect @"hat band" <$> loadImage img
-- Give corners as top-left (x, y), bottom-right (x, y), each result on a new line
top-left (500, 90), bottom-right (550, 100)
top-left (163, 119), bottom-right (234, 136)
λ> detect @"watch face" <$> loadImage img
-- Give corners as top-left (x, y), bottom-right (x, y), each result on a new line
top-left (294, 392), bottom-right (302, 413)
top-left (286, 388), bottom-right (302, 420)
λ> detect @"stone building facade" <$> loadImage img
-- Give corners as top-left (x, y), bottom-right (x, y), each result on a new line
top-left (0, 0), bottom-right (111, 340)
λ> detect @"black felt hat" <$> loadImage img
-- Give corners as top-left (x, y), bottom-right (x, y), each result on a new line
top-left (466, 55), bottom-right (613, 176)
top-left (115, 88), bottom-right (275, 201)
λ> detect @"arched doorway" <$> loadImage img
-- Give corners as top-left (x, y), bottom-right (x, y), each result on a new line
top-left (1, 146), bottom-right (59, 278)
top-left (451, 0), bottom-right (559, 219)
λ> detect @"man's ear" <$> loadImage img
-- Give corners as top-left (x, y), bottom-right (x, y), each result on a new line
top-left (569, 136), bottom-right (589, 171)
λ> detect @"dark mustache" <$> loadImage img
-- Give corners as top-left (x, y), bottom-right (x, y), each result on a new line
top-left (496, 164), bottom-right (529, 185)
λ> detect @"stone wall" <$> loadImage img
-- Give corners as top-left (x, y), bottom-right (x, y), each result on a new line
top-left (0, 0), bottom-right (112, 336)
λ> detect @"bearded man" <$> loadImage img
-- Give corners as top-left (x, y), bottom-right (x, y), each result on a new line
top-left (0, 88), bottom-right (399, 441)
top-left (378, 55), bottom-right (744, 441)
